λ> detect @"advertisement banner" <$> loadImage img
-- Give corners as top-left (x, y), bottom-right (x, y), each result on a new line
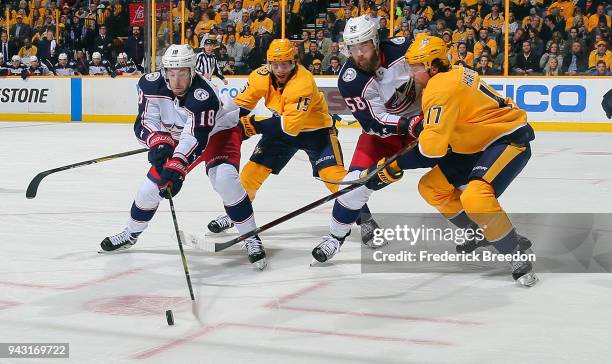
top-left (129, 2), bottom-right (171, 27)
top-left (0, 78), bottom-right (69, 114)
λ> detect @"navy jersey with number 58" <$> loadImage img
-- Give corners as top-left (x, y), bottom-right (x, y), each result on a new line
top-left (338, 37), bottom-right (423, 138)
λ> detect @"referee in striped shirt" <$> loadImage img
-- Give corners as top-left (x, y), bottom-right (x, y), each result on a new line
top-left (195, 39), bottom-right (228, 85)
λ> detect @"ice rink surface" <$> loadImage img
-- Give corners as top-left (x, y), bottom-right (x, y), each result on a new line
top-left (2, 122), bottom-right (612, 364)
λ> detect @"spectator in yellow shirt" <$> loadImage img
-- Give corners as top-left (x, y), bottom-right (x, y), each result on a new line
top-left (415, 0), bottom-right (433, 22)
top-left (450, 42), bottom-right (475, 68)
top-left (565, 7), bottom-right (588, 32)
top-left (587, 4), bottom-right (611, 33)
top-left (452, 19), bottom-right (469, 44)
top-left (547, 0), bottom-right (574, 21)
top-left (482, 4), bottom-right (504, 34)
top-left (236, 11), bottom-right (251, 34)
top-left (18, 37), bottom-right (37, 60)
top-left (238, 25), bottom-right (255, 50)
top-left (195, 11), bottom-right (217, 36)
top-left (474, 28), bottom-right (497, 60)
top-left (589, 41), bottom-right (612, 70)
top-left (252, 9), bottom-right (273, 35)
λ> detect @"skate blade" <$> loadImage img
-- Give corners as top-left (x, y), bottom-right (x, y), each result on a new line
top-left (309, 258), bottom-right (334, 267)
top-left (363, 239), bottom-right (389, 249)
top-left (97, 244), bottom-right (134, 254)
top-left (253, 258), bottom-right (267, 270)
top-left (516, 272), bottom-right (539, 287)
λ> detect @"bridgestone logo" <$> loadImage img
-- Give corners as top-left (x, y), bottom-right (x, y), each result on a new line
top-left (0, 88), bottom-right (50, 103)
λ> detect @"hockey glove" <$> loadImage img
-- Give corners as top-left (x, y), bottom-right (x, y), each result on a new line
top-left (146, 132), bottom-right (176, 171)
top-left (158, 157), bottom-right (188, 198)
top-left (364, 157), bottom-right (403, 191)
top-left (239, 115), bottom-right (258, 139)
top-left (397, 113), bottom-right (424, 139)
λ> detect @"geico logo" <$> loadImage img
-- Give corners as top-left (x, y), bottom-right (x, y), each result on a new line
top-left (0, 88), bottom-right (50, 103)
top-left (489, 84), bottom-right (586, 113)
top-left (219, 87), bottom-right (240, 98)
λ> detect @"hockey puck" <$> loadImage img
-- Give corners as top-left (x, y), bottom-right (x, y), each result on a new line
top-left (165, 310), bottom-right (174, 326)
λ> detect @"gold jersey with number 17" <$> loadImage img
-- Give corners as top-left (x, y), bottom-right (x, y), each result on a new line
top-left (418, 66), bottom-right (528, 158)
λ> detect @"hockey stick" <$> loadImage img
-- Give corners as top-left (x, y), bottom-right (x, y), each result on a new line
top-left (187, 183), bottom-right (362, 252)
top-left (316, 140), bottom-right (418, 186)
top-left (186, 141), bottom-right (418, 253)
top-left (167, 191), bottom-right (202, 323)
top-left (26, 147), bottom-right (148, 199)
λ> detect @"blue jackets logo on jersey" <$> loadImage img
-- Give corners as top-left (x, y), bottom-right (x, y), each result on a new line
top-left (194, 88), bottom-right (209, 101)
top-left (342, 68), bottom-right (357, 82)
top-left (145, 72), bottom-right (160, 81)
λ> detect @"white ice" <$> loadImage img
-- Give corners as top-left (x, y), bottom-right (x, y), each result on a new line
top-left (1, 122), bottom-right (612, 364)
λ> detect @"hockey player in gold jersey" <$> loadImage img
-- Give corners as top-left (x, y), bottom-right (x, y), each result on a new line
top-left (399, 33), bottom-right (538, 286)
top-left (207, 39), bottom-right (384, 247)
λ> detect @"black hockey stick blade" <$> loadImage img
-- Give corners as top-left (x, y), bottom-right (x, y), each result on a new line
top-left (213, 183), bottom-right (362, 252)
top-left (26, 148), bottom-right (148, 199)
top-left (316, 140), bottom-right (418, 186)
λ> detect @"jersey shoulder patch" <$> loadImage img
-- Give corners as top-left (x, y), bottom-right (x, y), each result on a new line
top-left (138, 72), bottom-right (168, 96)
top-left (193, 88), bottom-right (210, 101)
top-left (145, 71), bottom-right (161, 82)
top-left (341, 67), bottom-right (357, 82)
top-left (338, 60), bottom-right (372, 98)
top-left (255, 66), bottom-right (270, 76)
top-left (184, 77), bottom-right (219, 113)
top-left (389, 36), bottom-right (407, 45)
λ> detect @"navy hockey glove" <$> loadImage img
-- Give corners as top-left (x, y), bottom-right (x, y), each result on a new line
top-left (146, 132), bottom-right (176, 170)
top-left (158, 157), bottom-right (188, 198)
top-left (397, 114), bottom-right (423, 139)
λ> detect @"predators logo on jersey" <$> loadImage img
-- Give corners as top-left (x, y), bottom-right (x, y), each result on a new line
top-left (419, 66), bottom-right (528, 158)
top-left (233, 65), bottom-right (332, 136)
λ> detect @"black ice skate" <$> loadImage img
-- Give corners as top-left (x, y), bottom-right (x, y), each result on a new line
top-left (510, 234), bottom-right (538, 287)
top-left (360, 217), bottom-right (387, 248)
top-left (99, 229), bottom-right (140, 252)
top-left (311, 234), bottom-right (346, 264)
top-left (242, 235), bottom-right (266, 270)
top-left (207, 214), bottom-right (234, 233)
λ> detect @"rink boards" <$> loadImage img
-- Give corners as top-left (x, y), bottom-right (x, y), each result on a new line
top-left (0, 75), bottom-right (611, 131)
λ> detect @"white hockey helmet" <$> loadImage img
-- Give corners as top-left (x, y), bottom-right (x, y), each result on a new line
top-left (92, 52), bottom-right (102, 59)
top-left (12, 55), bottom-right (20, 62)
top-left (117, 52), bottom-right (128, 61)
top-left (58, 53), bottom-right (68, 60)
top-left (161, 44), bottom-right (198, 89)
top-left (0, 52), bottom-right (3, 60)
top-left (162, 44), bottom-right (196, 74)
top-left (343, 15), bottom-right (379, 49)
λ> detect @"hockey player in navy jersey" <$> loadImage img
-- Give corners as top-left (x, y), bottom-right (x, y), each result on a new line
top-left (100, 44), bottom-right (267, 269)
top-left (312, 15), bottom-right (432, 263)
top-left (88, 52), bottom-right (116, 77)
top-left (7, 55), bottom-right (26, 76)
top-left (114, 52), bottom-right (139, 75)
top-left (21, 56), bottom-right (53, 78)
top-left (54, 53), bottom-right (77, 76)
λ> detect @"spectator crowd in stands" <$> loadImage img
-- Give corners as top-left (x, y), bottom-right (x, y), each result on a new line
top-left (0, 0), bottom-right (610, 78)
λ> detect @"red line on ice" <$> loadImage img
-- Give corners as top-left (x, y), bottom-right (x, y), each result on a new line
top-left (273, 305), bottom-right (483, 326)
top-left (0, 268), bottom-right (144, 290)
top-left (262, 281), bottom-right (329, 307)
top-left (225, 322), bottom-right (453, 346)
top-left (130, 321), bottom-right (452, 359)
top-left (0, 300), bottom-right (22, 310)
top-left (130, 323), bottom-right (225, 359)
